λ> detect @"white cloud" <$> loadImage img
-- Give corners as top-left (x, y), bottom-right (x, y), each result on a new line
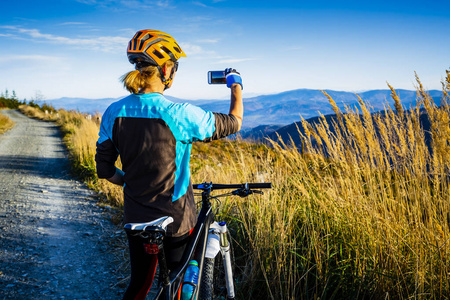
top-left (75, 0), bottom-right (113, 5)
top-left (1, 26), bottom-right (128, 52)
top-left (0, 54), bottom-right (62, 64)
top-left (58, 22), bottom-right (88, 26)
top-left (0, 55), bottom-right (70, 75)
top-left (192, 1), bottom-right (208, 8)
top-left (192, 0), bottom-right (225, 7)
top-left (183, 16), bottom-right (213, 22)
top-left (179, 42), bottom-right (216, 57)
top-left (120, 0), bottom-right (173, 9)
top-left (197, 39), bottom-right (219, 44)
top-left (75, 0), bottom-right (174, 9)
top-left (286, 46), bottom-right (304, 51)
top-left (0, 54), bottom-right (62, 62)
top-left (215, 58), bottom-right (256, 64)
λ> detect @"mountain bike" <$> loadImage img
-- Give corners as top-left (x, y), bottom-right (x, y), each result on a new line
top-left (124, 182), bottom-right (272, 300)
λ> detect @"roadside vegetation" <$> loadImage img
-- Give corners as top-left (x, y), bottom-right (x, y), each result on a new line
top-left (0, 89), bottom-right (25, 133)
top-left (0, 113), bottom-right (14, 134)
top-left (19, 70), bottom-right (450, 299)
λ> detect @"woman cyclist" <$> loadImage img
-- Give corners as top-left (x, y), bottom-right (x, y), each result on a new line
top-left (95, 29), bottom-right (243, 299)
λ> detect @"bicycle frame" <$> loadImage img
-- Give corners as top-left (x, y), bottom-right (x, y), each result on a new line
top-left (149, 187), bottom-right (215, 300)
top-left (124, 182), bottom-right (271, 300)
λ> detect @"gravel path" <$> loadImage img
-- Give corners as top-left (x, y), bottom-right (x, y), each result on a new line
top-left (0, 109), bottom-right (127, 299)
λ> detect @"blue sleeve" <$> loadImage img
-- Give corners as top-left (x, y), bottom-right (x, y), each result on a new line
top-left (95, 107), bottom-right (119, 178)
top-left (173, 103), bottom-right (216, 143)
top-left (97, 105), bottom-right (114, 144)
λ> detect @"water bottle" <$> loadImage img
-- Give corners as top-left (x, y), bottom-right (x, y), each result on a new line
top-left (181, 260), bottom-right (199, 300)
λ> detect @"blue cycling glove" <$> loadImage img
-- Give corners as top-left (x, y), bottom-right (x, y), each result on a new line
top-left (225, 68), bottom-right (243, 90)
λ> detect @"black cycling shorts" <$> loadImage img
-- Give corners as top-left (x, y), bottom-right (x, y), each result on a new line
top-left (122, 231), bottom-right (191, 300)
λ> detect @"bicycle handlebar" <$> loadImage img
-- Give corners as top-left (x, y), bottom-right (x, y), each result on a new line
top-left (193, 182), bottom-right (272, 190)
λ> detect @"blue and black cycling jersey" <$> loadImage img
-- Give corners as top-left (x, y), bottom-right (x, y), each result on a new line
top-left (95, 93), bottom-right (239, 236)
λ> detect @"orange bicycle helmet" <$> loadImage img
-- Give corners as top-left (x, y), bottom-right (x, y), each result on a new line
top-left (127, 29), bottom-right (186, 69)
top-left (127, 29), bottom-right (186, 89)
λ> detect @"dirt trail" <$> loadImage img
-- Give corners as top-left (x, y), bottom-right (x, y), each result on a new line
top-left (0, 109), bottom-right (126, 299)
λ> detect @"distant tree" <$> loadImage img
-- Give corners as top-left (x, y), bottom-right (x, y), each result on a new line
top-left (446, 69), bottom-right (450, 91)
top-left (31, 90), bottom-right (44, 102)
top-left (0, 88), bottom-right (24, 108)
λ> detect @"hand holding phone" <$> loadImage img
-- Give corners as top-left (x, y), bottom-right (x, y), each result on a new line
top-left (225, 68), bottom-right (242, 89)
top-left (208, 68), bottom-right (243, 89)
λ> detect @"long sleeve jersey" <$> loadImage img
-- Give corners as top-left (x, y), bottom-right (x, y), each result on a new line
top-left (95, 93), bottom-right (239, 236)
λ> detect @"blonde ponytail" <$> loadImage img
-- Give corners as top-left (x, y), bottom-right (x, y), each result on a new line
top-left (120, 61), bottom-right (175, 94)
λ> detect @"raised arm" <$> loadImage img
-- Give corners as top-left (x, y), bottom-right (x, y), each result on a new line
top-left (226, 68), bottom-right (243, 131)
top-left (229, 83), bottom-right (243, 131)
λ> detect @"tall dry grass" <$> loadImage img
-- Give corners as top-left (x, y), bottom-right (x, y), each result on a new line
top-left (0, 110), bottom-right (15, 134)
top-left (18, 70), bottom-right (450, 299)
top-left (192, 72), bottom-right (450, 299)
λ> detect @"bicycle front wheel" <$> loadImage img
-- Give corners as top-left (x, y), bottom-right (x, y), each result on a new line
top-left (199, 253), bottom-right (233, 300)
top-left (199, 257), bottom-right (215, 300)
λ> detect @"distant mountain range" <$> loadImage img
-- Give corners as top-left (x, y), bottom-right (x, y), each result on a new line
top-left (38, 88), bottom-right (443, 130)
top-left (254, 107), bottom-right (436, 157)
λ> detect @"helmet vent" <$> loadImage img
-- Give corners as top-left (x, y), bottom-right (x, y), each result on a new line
top-left (132, 32), bottom-right (143, 51)
top-left (142, 34), bottom-right (152, 41)
top-left (138, 34), bottom-right (152, 51)
top-left (138, 40), bottom-right (145, 51)
top-left (173, 46), bottom-right (182, 53)
top-left (152, 49), bottom-right (165, 59)
top-left (160, 46), bottom-right (174, 58)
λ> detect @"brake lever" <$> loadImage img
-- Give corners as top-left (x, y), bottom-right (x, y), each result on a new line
top-left (232, 189), bottom-right (264, 197)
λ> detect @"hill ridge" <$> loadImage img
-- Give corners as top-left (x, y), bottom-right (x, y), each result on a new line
top-left (38, 88), bottom-right (443, 129)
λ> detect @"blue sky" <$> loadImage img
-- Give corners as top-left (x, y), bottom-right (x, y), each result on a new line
top-left (0, 0), bottom-right (449, 101)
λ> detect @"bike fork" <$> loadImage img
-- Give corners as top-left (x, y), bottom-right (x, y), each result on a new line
top-left (219, 224), bottom-right (235, 299)
top-left (207, 222), bottom-right (235, 299)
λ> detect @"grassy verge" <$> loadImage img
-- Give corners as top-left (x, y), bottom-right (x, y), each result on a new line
top-left (19, 70), bottom-right (450, 299)
top-left (0, 110), bottom-right (15, 134)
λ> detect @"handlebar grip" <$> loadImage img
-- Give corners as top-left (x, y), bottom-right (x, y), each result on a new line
top-left (247, 183), bottom-right (272, 189)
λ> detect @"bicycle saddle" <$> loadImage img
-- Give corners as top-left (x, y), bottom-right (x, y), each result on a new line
top-left (124, 216), bottom-right (174, 234)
